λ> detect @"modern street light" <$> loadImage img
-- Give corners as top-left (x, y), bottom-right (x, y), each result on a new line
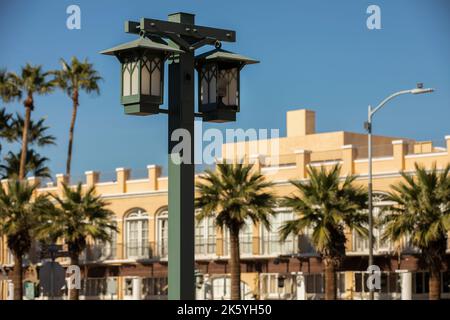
top-left (101, 12), bottom-right (258, 300)
top-left (365, 83), bottom-right (434, 300)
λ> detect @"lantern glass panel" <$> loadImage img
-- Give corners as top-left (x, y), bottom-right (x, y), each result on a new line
top-left (200, 70), bottom-right (208, 104)
top-left (209, 65), bottom-right (217, 104)
top-left (200, 65), bottom-right (218, 105)
top-left (151, 57), bottom-right (161, 96)
top-left (218, 67), bottom-right (238, 106)
top-left (140, 56), bottom-right (162, 97)
top-left (131, 61), bottom-right (139, 95)
top-left (122, 62), bottom-right (131, 97)
top-left (141, 58), bottom-right (151, 95)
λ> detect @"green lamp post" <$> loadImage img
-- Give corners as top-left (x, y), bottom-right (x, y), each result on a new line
top-left (101, 12), bottom-right (258, 300)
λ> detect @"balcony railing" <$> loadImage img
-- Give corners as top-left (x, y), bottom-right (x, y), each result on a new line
top-left (79, 242), bottom-right (168, 263)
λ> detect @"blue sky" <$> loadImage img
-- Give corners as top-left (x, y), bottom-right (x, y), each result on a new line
top-left (0, 0), bottom-right (449, 179)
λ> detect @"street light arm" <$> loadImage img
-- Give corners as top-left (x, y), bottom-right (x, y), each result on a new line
top-left (370, 90), bottom-right (412, 118)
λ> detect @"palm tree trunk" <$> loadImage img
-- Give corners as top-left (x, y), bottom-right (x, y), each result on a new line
top-left (69, 252), bottom-right (80, 300)
top-left (324, 258), bottom-right (336, 300)
top-left (229, 227), bottom-right (241, 300)
top-left (66, 90), bottom-right (78, 177)
top-left (429, 269), bottom-right (441, 300)
top-left (12, 254), bottom-right (23, 300)
top-left (19, 98), bottom-right (32, 180)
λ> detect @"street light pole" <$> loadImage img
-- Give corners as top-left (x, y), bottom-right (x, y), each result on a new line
top-left (166, 12), bottom-right (197, 301)
top-left (102, 12), bottom-right (257, 300)
top-left (367, 104), bottom-right (374, 301)
top-left (365, 84), bottom-right (434, 300)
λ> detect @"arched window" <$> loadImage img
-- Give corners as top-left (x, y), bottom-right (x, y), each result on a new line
top-left (223, 218), bottom-right (253, 256)
top-left (261, 210), bottom-right (297, 255)
top-left (94, 220), bottom-right (118, 261)
top-left (352, 192), bottom-right (394, 254)
top-left (156, 209), bottom-right (168, 258)
top-left (125, 209), bottom-right (149, 259)
top-left (195, 215), bottom-right (216, 256)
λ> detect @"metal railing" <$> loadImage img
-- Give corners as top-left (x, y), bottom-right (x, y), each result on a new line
top-left (79, 242), bottom-right (167, 262)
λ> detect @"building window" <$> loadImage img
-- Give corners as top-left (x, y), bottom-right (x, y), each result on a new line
top-left (305, 273), bottom-right (324, 294)
top-left (125, 209), bottom-right (149, 259)
top-left (223, 219), bottom-right (253, 256)
top-left (260, 273), bottom-right (296, 299)
top-left (211, 276), bottom-right (253, 300)
top-left (239, 221), bottom-right (253, 255)
top-left (103, 221), bottom-right (118, 260)
top-left (298, 228), bottom-right (317, 256)
top-left (81, 278), bottom-right (107, 297)
top-left (157, 210), bottom-right (168, 258)
top-left (353, 271), bottom-right (400, 295)
top-left (352, 197), bottom-right (393, 254)
top-left (413, 272), bottom-right (429, 294)
top-left (142, 277), bottom-right (168, 299)
top-left (89, 221), bottom-right (117, 261)
top-left (261, 210), bottom-right (297, 255)
top-left (195, 216), bottom-right (216, 256)
top-left (123, 278), bottom-right (134, 298)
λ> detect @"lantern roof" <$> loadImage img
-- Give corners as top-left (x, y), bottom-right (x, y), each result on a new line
top-left (195, 49), bottom-right (259, 65)
top-left (100, 36), bottom-right (184, 56)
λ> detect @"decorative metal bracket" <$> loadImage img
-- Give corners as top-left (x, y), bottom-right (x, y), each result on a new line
top-left (125, 18), bottom-right (236, 53)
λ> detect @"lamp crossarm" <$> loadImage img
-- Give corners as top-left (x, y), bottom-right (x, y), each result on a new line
top-left (125, 18), bottom-right (236, 43)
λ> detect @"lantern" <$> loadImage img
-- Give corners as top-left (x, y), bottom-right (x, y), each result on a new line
top-left (101, 37), bottom-right (183, 115)
top-left (195, 49), bottom-right (259, 122)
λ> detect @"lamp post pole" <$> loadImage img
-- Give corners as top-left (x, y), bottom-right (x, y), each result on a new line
top-left (119, 12), bottom-right (238, 300)
top-left (167, 12), bottom-right (196, 301)
top-left (367, 105), bottom-right (374, 301)
top-left (365, 84), bottom-right (434, 300)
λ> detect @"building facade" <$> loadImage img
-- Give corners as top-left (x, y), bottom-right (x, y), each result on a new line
top-left (1, 109), bottom-right (449, 300)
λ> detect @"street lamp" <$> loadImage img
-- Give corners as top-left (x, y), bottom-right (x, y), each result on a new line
top-left (365, 83), bottom-right (434, 300)
top-left (101, 12), bottom-right (257, 300)
top-left (101, 36), bottom-right (183, 115)
top-left (196, 47), bottom-right (259, 122)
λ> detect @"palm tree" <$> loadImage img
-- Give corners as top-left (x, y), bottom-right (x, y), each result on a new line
top-left (195, 163), bottom-right (277, 300)
top-left (280, 165), bottom-right (368, 300)
top-left (0, 180), bottom-right (54, 300)
top-left (9, 114), bottom-right (56, 147)
top-left (41, 183), bottom-right (116, 300)
top-left (53, 57), bottom-right (101, 177)
top-left (0, 64), bottom-right (54, 179)
top-left (382, 163), bottom-right (450, 300)
top-left (0, 69), bottom-right (20, 100)
top-left (0, 114), bottom-right (55, 179)
top-left (0, 149), bottom-right (51, 179)
top-left (0, 107), bottom-right (13, 154)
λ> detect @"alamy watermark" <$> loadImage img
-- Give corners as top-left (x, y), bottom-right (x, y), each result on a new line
top-left (66, 265), bottom-right (81, 290)
top-left (367, 5), bottom-right (382, 30)
top-left (366, 265), bottom-right (381, 290)
top-left (66, 5), bottom-right (81, 30)
top-left (170, 121), bottom-right (281, 171)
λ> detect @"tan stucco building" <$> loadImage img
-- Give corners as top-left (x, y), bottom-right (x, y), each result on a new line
top-left (1, 109), bottom-right (449, 300)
